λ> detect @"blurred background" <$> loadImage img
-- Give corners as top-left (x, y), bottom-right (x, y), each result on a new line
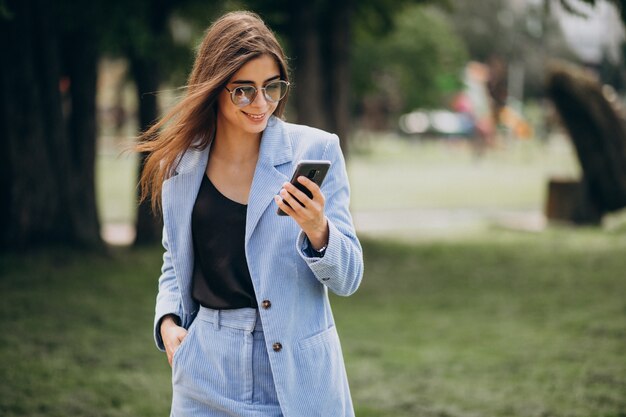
top-left (1, 0), bottom-right (626, 416)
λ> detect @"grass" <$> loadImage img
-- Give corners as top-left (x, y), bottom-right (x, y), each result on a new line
top-left (336, 230), bottom-right (626, 416)
top-left (348, 132), bottom-right (580, 211)
top-left (1, 228), bottom-right (625, 417)
top-left (0, 248), bottom-right (170, 417)
top-left (96, 138), bottom-right (138, 225)
top-left (4, 132), bottom-right (621, 416)
top-left (95, 132), bottom-right (581, 227)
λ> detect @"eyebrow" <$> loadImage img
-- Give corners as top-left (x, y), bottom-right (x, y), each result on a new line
top-left (231, 75), bottom-right (281, 85)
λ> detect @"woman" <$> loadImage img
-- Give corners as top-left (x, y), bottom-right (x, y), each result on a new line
top-left (137, 11), bottom-right (363, 417)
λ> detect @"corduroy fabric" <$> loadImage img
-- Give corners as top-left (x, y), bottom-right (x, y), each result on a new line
top-left (154, 117), bottom-right (363, 416)
top-left (171, 307), bottom-right (282, 417)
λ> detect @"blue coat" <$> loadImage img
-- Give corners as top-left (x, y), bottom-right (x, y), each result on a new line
top-left (153, 117), bottom-right (364, 416)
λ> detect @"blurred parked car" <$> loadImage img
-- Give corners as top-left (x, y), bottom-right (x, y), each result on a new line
top-left (399, 109), bottom-right (476, 138)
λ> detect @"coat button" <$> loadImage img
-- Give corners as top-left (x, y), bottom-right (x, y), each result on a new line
top-left (262, 300), bottom-right (272, 309)
top-left (272, 342), bottom-right (282, 352)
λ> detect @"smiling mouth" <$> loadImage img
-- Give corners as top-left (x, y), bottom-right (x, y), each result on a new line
top-left (242, 111), bottom-right (266, 121)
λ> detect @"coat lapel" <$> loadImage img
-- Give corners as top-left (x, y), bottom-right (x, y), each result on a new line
top-left (245, 118), bottom-right (292, 242)
top-left (160, 117), bottom-right (291, 311)
top-left (162, 144), bottom-right (209, 314)
top-left (162, 144), bottom-right (210, 235)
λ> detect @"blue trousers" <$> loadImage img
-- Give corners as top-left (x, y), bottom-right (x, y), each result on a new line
top-left (171, 306), bottom-right (283, 417)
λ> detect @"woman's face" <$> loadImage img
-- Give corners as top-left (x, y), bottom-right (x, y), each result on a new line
top-left (217, 54), bottom-right (281, 139)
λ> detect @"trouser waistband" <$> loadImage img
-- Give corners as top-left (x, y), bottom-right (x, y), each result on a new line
top-left (196, 306), bottom-right (263, 332)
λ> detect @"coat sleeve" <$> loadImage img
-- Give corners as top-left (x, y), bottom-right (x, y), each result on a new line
top-left (153, 225), bottom-right (183, 351)
top-left (296, 135), bottom-right (364, 296)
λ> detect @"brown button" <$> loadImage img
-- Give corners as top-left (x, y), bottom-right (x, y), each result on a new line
top-left (262, 300), bottom-right (272, 309)
top-left (272, 342), bottom-right (283, 352)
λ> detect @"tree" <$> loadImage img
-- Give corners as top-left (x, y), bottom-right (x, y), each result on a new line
top-left (244, 0), bottom-right (442, 152)
top-left (448, 0), bottom-right (578, 100)
top-left (543, 0), bottom-right (626, 224)
top-left (1, 0), bottom-right (457, 250)
top-left (102, 0), bottom-right (226, 246)
top-left (102, 0), bottom-right (195, 245)
top-left (352, 4), bottom-right (468, 127)
top-left (0, 0), bottom-right (104, 250)
top-left (546, 62), bottom-right (626, 223)
top-left (0, 0), bottom-right (197, 250)
top-left (559, 0), bottom-right (626, 21)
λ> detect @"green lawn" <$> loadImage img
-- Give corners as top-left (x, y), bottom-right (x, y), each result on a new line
top-left (1, 229), bottom-right (625, 416)
top-left (348, 133), bottom-right (580, 211)
top-left (5, 133), bottom-right (622, 416)
top-left (337, 230), bottom-right (626, 416)
top-left (96, 140), bottom-right (138, 225)
top-left (96, 133), bottom-right (581, 226)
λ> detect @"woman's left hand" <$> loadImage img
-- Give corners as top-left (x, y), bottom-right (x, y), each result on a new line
top-left (275, 176), bottom-right (329, 251)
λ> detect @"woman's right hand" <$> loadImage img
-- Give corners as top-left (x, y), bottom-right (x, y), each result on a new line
top-left (160, 315), bottom-right (188, 367)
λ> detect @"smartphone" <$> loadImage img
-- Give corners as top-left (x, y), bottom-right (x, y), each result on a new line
top-left (277, 160), bottom-right (331, 216)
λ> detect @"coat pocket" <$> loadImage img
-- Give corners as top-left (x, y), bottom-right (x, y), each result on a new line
top-left (293, 326), bottom-right (351, 415)
top-left (298, 325), bottom-right (338, 351)
top-left (172, 319), bottom-right (197, 369)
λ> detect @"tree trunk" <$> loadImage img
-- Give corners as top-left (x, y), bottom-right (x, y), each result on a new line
top-left (129, 56), bottom-right (163, 245)
top-left (287, 2), bottom-right (329, 131)
top-left (0, 0), bottom-right (102, 250)
top-left (125, 1), bottom-right (175, 246)
top-left (545, 178), bottom-right (601, 224)
top-left (284, 1), bottom-right (354, 154)
top-left (547, 62), bottom-right (626, 215)
top-left (62, 29), bottom-right (103, 248)
top-left (325, 0), bottom-right (353, 152)
top-left (0, 0), bottom-right (72, 249)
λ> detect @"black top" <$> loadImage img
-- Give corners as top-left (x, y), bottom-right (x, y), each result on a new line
top-left (191, 174), bottom-right (258, 309)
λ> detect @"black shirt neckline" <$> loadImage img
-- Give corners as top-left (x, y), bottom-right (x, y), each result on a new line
top-left (205, 174), bottom-right (248, 208)
top-left (191, 173), bottom-right (257, 310)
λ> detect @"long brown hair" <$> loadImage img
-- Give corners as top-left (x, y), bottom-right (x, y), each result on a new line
top-left (136, 11), bottom-right (290, 213)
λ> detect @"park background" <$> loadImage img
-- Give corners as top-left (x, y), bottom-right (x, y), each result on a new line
top-left (1, 0), bottom-right (626, 416)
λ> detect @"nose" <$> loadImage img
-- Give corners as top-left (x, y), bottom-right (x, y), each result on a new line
top-left (250, 88), bottom-right (268, 107)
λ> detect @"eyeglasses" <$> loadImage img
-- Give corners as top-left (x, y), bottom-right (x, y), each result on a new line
top-left (224, 80), bottom-right (290, 107)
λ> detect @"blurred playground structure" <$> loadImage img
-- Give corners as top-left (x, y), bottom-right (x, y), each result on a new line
top-left (399, 61), bottom-right (533, 141)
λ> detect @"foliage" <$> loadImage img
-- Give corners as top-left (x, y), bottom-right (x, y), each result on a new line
top-left (562, 0), bottom-right (626, 22)
top-left (352, 4), bottom-right (467, 114)
top-left (447, 0), bottom-right (579, 99)
top-left (97, 0), bottom-right (224, 87)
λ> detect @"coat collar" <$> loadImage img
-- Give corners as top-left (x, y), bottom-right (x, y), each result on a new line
top-left (258, 116), bottom-right (292, 167)
top-left (174, 116), bottom-right (291, 175)
top-left (246, 117), bottom-right (292, 241)
top-left (160, 117), bottom-right (293, 314)
top-left (164, 116), bottom-right (293, 245)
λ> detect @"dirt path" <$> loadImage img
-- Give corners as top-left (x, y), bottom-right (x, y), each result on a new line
top-left (102, 208), bottom-right (545, 245)
top-left (352, 207), bottom-right (545, 235)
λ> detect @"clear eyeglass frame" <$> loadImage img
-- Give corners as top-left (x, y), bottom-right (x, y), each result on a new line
top-left (224, 79), bottom-right (290, 107)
